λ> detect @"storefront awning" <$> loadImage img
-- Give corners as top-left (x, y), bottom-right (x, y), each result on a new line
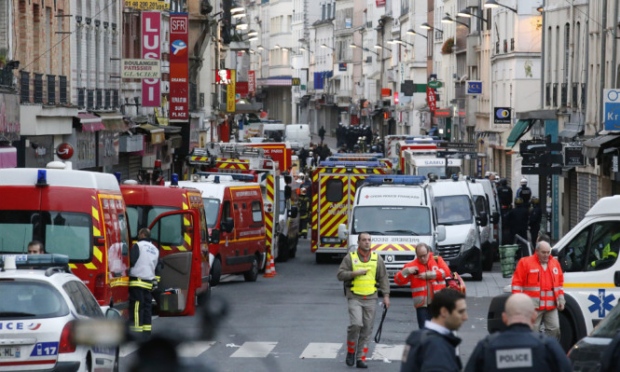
top-left (138, 124), bottom-right (165, 145)
top-left (506, 119), bottom-right (533, 148)
top-left (582, 135), bottom-right (620, 159)
top-left (74, 113), bottom-right (105, 132)
top-left (96, 112), bottom-right (125, 132)
top-left (0, 147), bottom-right (17, 168)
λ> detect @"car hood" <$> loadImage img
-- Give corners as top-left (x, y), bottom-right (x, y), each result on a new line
top-left (569, 336), bottom-right (612, 370)
top-left (439, 224), bottom-right (473, 246)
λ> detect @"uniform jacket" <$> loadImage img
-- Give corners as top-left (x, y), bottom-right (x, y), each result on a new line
top-left (337, 250), bottom-right (390, 300)
top-left (464, 323), bottom-right (572, 372)
top-left (400, 328), bottom-right (462, 372)
top-left (512, 254), bottom-right (564, 310)
top-left (394, 253), bottom-right (451, 308)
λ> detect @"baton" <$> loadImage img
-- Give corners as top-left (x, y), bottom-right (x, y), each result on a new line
top-left (374, 303), bottom-right (388, 343)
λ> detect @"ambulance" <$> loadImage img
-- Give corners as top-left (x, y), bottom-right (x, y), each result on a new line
top-left (121, 175), bottom-right (211, 316)
top-left (178, 174), bottom-right (266, 286)
top-left (311, 160), bottom-right (389, 263)
top-left (488, 195), bottom-right (620, 351)
top-left (402, 151), bottom-right (463, 179)
top-left (0, 165), bottom-right (131, 312)
top-left (337, 175), bottom-right (446, 284)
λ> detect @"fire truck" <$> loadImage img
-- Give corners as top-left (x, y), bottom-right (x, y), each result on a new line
top-left (311, 160), bottom-right (389, 263)
top-left (186, 144), bottom-right (299, 263)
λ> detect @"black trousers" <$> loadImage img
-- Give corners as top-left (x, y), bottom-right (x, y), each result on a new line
top-left (129, 285), bottom-right (153, 340)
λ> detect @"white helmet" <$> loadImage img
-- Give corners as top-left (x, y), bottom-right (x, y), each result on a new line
top-left (520, 178), bottom-right (528, 185)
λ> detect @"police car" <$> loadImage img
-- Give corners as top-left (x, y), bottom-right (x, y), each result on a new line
top-left (0, 254), bottom-right (118, 371)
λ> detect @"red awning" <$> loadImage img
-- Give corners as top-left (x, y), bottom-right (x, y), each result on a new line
top-left (75, 113), bottom-right (105, 132)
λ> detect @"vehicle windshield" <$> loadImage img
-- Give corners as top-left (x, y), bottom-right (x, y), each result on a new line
top-left (0, 280), bottom-right (70, 319)
top-left (417, 166), bottom-right (461, 179)
top-left (203, 198), bottom-right (221, 228)
top-left (433, 195), bottom-right (474, 225)
top-left (351, 206), bottom-right (431, 235)
top-left (278, 190), bottom-right (286, 216)
top-left (0, 210), bottom-right (92, 260)
top-left (591, 303), bottom-right (620, 338)
top-left (126, 206), bottom-right (177, 239)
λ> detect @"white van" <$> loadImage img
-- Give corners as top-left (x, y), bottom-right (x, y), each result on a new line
top-left (262, 123), bottom-right (286, 142)
top-left (488, 195), bottom-right (620, 351)
top-left (337, 175), bottom-right (446, 285)
top-left (466, 179), bottom-right (500, 271)
top-left (428, 178), bottom-right (487, 280)
top-left (285, 124), bottom-right (311, 149)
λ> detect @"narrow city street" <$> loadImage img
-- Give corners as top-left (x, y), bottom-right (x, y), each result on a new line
top-left (120, 239), bottom-right (510, 371)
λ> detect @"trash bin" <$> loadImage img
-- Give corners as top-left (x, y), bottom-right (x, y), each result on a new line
top-left (499, 245), bottom-right (520, 278)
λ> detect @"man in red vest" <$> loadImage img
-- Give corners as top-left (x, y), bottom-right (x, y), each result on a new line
top-left (394, 243), bottom-right (451, 329)
top-left (512, 240), bottom-right (565, 340)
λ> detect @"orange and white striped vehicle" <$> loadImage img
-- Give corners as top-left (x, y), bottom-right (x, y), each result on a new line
top-left (0, 165), bottom-right (132, 313)
top-left (311, 160), bottom-right (388, 263)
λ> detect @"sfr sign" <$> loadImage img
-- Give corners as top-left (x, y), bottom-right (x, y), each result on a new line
top-left (170, 16), bottom-right (187, 34)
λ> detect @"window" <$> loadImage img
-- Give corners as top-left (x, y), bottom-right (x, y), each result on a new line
top-left (204, 198), bottom-right (221, 228)
top-left (559, 221), bottom-right (620, 272)
top-left (63, 281), bottom-right (103, 318)
top-left (251, 201), bottom-right (263, 222)
top-left (0, 281), bottom-right (69, 318)
top-left (325, 179), bottom-right (343, 202)
top-left (150, 213), bottom-right (184, 246)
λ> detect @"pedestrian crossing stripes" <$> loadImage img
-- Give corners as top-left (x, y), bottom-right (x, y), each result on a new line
top-left (120, 341), bottom-right (405, 360)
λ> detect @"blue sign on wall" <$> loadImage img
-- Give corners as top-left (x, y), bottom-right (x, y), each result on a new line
top-left (604, 89), bottom-right (620, 131)
top-left (466, 80), bottom-right (482, 95)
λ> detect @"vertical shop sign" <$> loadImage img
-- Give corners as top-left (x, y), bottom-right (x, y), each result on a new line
top-left (169, 13), bottom-right (189, 121)
top-left (141, 12), bottom-right (161, 107)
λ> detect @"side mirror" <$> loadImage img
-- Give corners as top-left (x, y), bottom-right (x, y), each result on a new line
top-left (551, 247), bottom-right (559, 257)
top-left (221, 217), bottom-right (234, 233)
top-left (105, 307), bottom-right (123, 320)
top-left (121, 243), bottom-right (128, 256)
top-left (476, 211), bottom-right (488, 227)
top-left (288, 206), bottom-right (298, 218)
top-left (338, 224), bottom-right (348, 241)
top-left (284, 175), bottom-right (292, 185)
top-left (435, 225), bottom-right (447, 242)
top-left (491, 212), bottom-right (500, 224)
top-left (210, 229), bottom-right (220, 244)
top-left (284, 185), bottom-right (292, 200)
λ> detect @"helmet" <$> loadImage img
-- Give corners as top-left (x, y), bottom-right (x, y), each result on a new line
top-left (499, 178), bottom-right (508, 186)
top-left (514, 197), bottom-right (524, 205)
top-left (298, 173), bottom-right (305, 178)
top-left (520, 178), bottom-right (528, 185)
top-left (531, 197), bottom-right (540, 204)
top-left (300, 187), bottom-right (307, 195)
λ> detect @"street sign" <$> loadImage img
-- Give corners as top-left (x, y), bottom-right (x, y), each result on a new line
top-left (520, 140), bottom-right (563, 154)
top-left (564, 145), bottom-right (584, 166)
top-left (493, 107), bottom-right (512, 124)
top-left (538, 153), bottom-right (564, 165)
top-left (437, 142), bottom-right (476, 150)
top-left (428, 80), bottom-right (443, 89)
top-left (436, 151), bottom-right (479, 159)
top-left (521, 153), bottom-right (539, 166)
top-left (522, 166), bottom-right (563, 175)
top-left (466, 81), bottom-right (482, 95)
top-left (604, 89), bottom-right (620, 131)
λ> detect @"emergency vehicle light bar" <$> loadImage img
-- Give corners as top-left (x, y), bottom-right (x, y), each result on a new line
top-left (326, 156), bottom-right (380, 162)
top-left (403, 137), bottom-right (442, 143)
top-left (319, 161), bottom-right (383, 167)
top-left (1, 254), bottom-right (70, 269)
top-left (330, 153), bottom-right (385, 158)
top-left (363, 175), bottom-right (427, 186)
top-left (195, 172), bottom-right (255, 182)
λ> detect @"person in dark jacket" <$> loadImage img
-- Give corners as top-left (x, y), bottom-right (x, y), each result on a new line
top-left (506, 197), bottom-right (529, 255)
top-left (516, 178), bottom-right (532, 207)
top-left (496, 178), bottom-right (513, 209)
top-left (464, 293), bottom-right (571, 372)
top-left (529, 197), bottom-right (542, 248)
top-left (400, 289), bottom-right (468, 372)
top-left (318, 126), bottom-right (326, 144)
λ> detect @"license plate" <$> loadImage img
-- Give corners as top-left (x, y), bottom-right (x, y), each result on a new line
top-left (0, 346), bottom-right (20, 359)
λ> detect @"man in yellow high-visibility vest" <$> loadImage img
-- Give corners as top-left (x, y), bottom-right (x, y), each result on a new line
top-left (337, 232), bottom-right (390, 369)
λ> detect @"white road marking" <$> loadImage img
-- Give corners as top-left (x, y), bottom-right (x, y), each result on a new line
top-left (230, 341), bottom-right (277, 358)
top-left (299, 342), bottom-right (342, 359)
top-left (178, 341), bottom-right (216, 358)
top-left (371, 344), bottom-right (405, 361)
top-left (119, 343), bottom-right (139, 358)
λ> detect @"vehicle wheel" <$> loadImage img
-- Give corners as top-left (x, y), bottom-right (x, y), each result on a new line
top-left (113, 347), bottom-right (120, 372)
top-left (277, 234), bottom-right (289, 262)
top-left (559, 311), bottom-right (575, 352)
top-left (244, 255), bottom-right (259, 282)
top-left (482, 243), bottom-right (494, 271)
top-left (471, 270), bottom-right (483, 281)
top-left (210, 257), bottom-right (222, 287)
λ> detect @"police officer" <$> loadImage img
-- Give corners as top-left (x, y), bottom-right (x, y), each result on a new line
top-left (298, 187), bottom-right (310, 239)
top-left (529, 197), bottom-right (542, 248)
top-left (516, 178), bottom-right (532, 207)
top-left (129, 228), bottom-right (160, 340)
top-left (506, 198), bottom-right (529, 256)
top-left (464, 293), bottom-right (571, 372)
top-left (496, 178), bottom-right (513, 209)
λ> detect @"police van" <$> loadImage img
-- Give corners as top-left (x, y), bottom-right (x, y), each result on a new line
top-left (337, 175), bottom-right (446, 285)
top-left (488, 195), bottom-right (620, 351)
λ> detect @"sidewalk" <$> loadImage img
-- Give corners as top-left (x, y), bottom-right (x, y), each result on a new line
top-left (310, 133), bottom-right (338, 152)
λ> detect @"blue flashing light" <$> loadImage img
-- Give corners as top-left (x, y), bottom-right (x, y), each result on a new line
top-left (403, 139), bottom-right (444, 144)
top-left (330, 153), bottom-right (385, 158)
top-left (214, 175), bottom-right (220, 184)
top-left (319, 161), bottom-right (383, 167)
top-left (1, 253), bottom-right (70, 268)
top-left (36, 169), bottom-right (48, 187)
top-left (363, 175), bottom-right (427, 186)
top-left (326, 156), bottom-right (380, 162)
top-left (114, 172), bottom-right (122, 184)
top-left (171, 173), bottom-right (179, 186)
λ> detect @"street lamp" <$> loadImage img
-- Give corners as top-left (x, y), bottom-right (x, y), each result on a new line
top-left (374, 44), bottom-right (392, 52)
top-left (484, 0), bottom-right (517, 13)
top-left (457, 8), bottom-right (488, 23)
top-left (320, 44), bottom-right (335, 51)
top-left (442, 13), bottom-right (471, 29)
top-left (407, 29), bottom-right (427, 39)
top-left (420, 22), bottom-right (444, 36)
top-left (350, 43), bottom-right (379, 55)
top-left (391, 39), bottom-right (415, 48)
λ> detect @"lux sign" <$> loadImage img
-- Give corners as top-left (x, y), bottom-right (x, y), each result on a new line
top-left (142, 12), bottom-right (161, 107)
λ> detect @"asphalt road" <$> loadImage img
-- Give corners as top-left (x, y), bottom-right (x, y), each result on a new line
top-left (120, 240), bottom-right (510, 372)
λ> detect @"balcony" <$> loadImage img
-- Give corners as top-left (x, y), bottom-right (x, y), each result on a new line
top-left (19, 71), bottom-right (69, 106)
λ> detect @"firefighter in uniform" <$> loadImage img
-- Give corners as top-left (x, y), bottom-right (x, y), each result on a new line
top-left (591, 224), bottom-right (620, 269)
top-left (129, 228), bottom-right (160, 340)
top-left (464, 293), bottom-right (571, 372)
top-left (298, 187), bottom-right (310, 239)
top-left (337, 232), bottom-right (390, 368)
top-left (512, 241), bottom-right (565, 341)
